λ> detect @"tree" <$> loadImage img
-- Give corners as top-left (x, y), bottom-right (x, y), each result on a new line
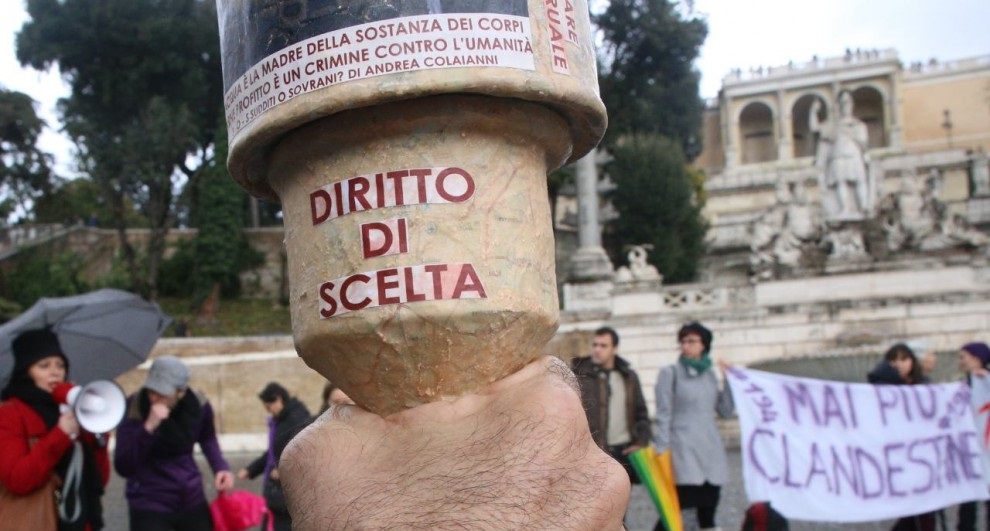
top-left (603, 134), bottom-right (707, 283)
top-left (17, 0), bottom-right (225, 298)
top-left (591, 0), bottom-right (709, 282)
top-left (158, 123), bottom-right (263, 304)
top-left (188, 126), bottom-right (262, 302)
top-left (0, 88), bottom-right (54, 221)
top-left (33, 177), bottom-right (146, 227)
top-left (594, 0), bottom-right (707, 158)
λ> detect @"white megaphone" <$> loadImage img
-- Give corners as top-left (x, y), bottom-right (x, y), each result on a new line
top-left (52, 381), bottom-right (127, 434)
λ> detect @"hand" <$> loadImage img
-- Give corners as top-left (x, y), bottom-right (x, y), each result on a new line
top-left (57, 411), bottom-right (79, 439)
top-left (920, 352), bottom-right (938, 375)
top-left (621, 444), bottom-right (643, 456)
top-left (281, 356), bottom-right (630, 531)
top-left (270, 467), bottom-right (280, 481)
top-left (143, 402), bottom-right (171, 433)
top-left (215, 470), bottom-right (234, 492)
top-left (716, 358), bottom-right (733, 376)
top-left (236, 468), bottom-right (249, 481)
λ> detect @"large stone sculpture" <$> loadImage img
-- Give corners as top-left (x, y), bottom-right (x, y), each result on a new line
top-left (614, 244), bottom-right (661, 283)
top-left (749, 178), bottom-right (820, 280)
top-left (879, 169), bottom-right (988, 252)
top-left (810, 91), bottom-right (873, 221)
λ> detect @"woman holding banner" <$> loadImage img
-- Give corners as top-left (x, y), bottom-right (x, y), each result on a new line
top-left (956, 342), bottom-right (990, 531)
top-left (867, 343), bottom-right (940, 531)
top-left (867, 342), bottom-right (927, 385)
top-left (653, 322), bottom-right (734, 531)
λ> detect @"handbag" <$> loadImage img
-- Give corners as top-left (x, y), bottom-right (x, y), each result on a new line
top-left (263, 477), bottom-right (289, 514)
top-left (209, 490), bottom-right (267, 531)
top-left (0, 430), bottom-right (61, 531)
top-left (0, 472), bottom-right (60, 531)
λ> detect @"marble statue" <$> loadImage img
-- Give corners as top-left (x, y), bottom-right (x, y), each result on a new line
top-left (614, 244), bottom-right (662, 283)
top-left (749, 179), bottom-right (820, 280)
top-left (880, 169), bottom-right (988, 252)
top-left (810, 91), bottom-right (872, 220)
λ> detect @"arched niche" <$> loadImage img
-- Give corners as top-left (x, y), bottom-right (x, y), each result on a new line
top-left (791, 93), bottom-right (828, 159)
top-left (739, 101), bottom-right (777, 164)
top-left (851, 86), bottom-right (886, 149)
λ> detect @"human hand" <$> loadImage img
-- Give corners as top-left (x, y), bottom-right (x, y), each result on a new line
top-left (57, 411), bottom-right (79, 439)
top-left (270, 467), bottom-right (280, 481)
top-left (143, 403), bottom-right (171, 433)
top-left (215, 470), bottom-right (234, 492)
top-left (622, 444), bottom-right (643, 456)
top-left (236, 468), bottom-right (249, 481)
top-left (716, 358), bottom-right (733, 376)
top-left (281, 356), bottom-right (630, 531)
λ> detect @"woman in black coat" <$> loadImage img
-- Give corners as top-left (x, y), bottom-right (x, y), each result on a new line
top-left (237, 382), bottom-right (312, 531)
top-left (867, 343), bottom-right (939, 531)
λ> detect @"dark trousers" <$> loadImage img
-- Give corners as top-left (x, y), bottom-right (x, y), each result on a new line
top-left (607, 443), bottom-right (641, 485)
top-left (958, 501), bottom-right (990, 531)
top-left (264, 510), bottom-right (293, 531)
top-left (129, 503), bottom-right (213, 531)
top-left (655, 483), bottom-right (720, 530)
top-left (892, 513), bottom-right (937, 531)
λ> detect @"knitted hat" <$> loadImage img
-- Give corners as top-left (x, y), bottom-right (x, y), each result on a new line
top-left (144, 356), bottom-right (190, 395)
top-left (678, 321), bottom-right (713, 353)
top-left (962, 342), bottom-right (990, 369)
top-left (11, 328), bottom-right (67, 376)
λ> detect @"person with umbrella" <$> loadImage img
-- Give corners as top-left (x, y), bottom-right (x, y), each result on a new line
top-left (113, 356), bottom-right (235, 531)
top-left (0, 328), bottom-right (112, 530)
top-left (654, 322), bottom-right (735, 531)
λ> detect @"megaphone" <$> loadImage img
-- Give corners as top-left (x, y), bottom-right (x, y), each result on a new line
top-left (52, 381), bottom-right (127, 434)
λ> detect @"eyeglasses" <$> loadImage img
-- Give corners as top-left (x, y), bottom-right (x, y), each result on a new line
top-left (592, 342), bottom-right (611, 348)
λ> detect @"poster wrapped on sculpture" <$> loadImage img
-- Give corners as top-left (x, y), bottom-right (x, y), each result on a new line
top-left (727, 368), bottom-right (990, 523)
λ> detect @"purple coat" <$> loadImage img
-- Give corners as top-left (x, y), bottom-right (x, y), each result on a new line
top-left (113, 389), bottom-right (230, 513)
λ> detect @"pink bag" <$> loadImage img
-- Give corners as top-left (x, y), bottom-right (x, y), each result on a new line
top-left (209, 490), bottom-right (268, 531)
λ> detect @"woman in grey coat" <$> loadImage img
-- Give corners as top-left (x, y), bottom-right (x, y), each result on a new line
top-left (653, 322), bottom-right (734, 531)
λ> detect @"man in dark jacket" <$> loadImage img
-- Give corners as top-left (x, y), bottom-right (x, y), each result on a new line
top-left (238, 382), bottom-right (312, 531)
top-left (571, 326), bottom-right (651, 484)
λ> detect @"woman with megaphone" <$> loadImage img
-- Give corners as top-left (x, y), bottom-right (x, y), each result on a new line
top-left (0, 328), bottom-right (111, 530)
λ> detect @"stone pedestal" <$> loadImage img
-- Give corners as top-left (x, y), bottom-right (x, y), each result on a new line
top-left (569, 246), bottom-right (615, 281)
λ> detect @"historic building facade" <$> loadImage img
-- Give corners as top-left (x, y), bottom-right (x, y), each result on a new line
top-left (696, 50), bottom-right (990, 283)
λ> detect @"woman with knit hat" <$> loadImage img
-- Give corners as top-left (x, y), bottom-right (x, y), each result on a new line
top-left (956, 342), bottom-right (990, 531)
top-left (0, 328), bottom-right (111, 530)
top-left (653, 321), bottom-right (734, 531)
top-left (114, 355), bottom-right (234, 531)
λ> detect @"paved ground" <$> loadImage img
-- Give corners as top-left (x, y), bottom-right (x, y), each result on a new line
top-left (102, 450), bottom-right (978, 530)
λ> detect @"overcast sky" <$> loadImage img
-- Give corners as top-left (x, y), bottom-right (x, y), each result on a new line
top-left (692, 0), bottom-right (990, 97)
top-left (3, 0), bottom-right (989, 174)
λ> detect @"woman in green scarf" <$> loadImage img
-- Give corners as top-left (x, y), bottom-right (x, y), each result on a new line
top-left (653, 322), bottom-right (735, 531)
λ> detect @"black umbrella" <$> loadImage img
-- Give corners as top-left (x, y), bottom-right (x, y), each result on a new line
top-left (0, 289), bottom-right (171, 387)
